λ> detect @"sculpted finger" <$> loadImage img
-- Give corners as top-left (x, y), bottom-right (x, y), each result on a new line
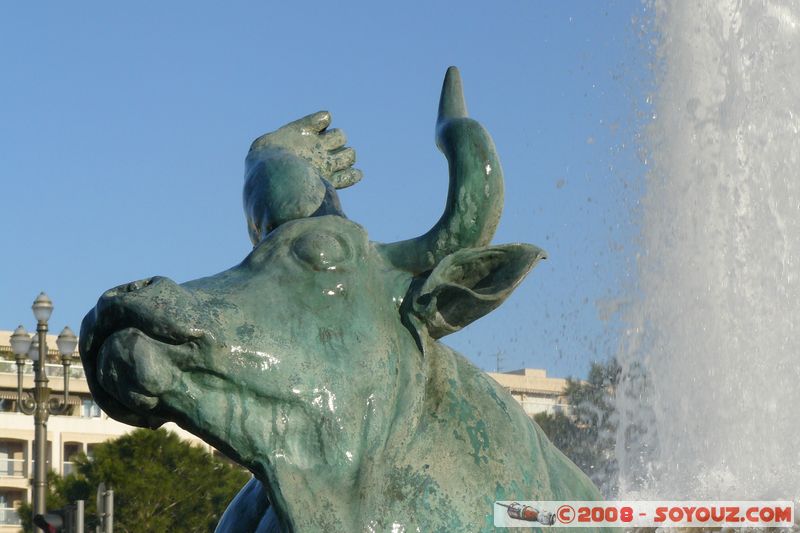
top-left (248, 131), bottom-right (273, 152)
top-left (321, 128), bottom-right (347, 150)
top-left (329, 147), bottom-right (356, 172)
top-left (306, 110), bottom-right (331, 132)
top-left (289, 110), bottom-right (331, 133)
top-left (330, 168), bottom-right (363, 189)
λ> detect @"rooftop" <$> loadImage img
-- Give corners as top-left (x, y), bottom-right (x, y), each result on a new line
top-left (486, 367), bottom-right (569, 395)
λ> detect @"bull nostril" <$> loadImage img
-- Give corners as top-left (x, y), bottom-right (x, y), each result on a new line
top-left (125, 278), bottom-right (152, 293)
top-left (103, 276), bottom-right (163, 299)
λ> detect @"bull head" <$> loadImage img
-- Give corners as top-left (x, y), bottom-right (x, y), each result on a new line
top-left (80, 68), bottom-right (603, 533)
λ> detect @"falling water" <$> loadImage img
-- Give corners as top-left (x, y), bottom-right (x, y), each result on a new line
top-left (616, 1), bottom-right (800, 501)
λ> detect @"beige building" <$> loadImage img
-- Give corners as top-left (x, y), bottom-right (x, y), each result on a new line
top-left (487, 368), bottom-right (570, 418)
top-left (0, 330), bottom-right (569, 531)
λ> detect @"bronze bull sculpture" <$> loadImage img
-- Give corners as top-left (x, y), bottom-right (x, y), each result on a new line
top-left (79, 67), bottom-right (607, 532)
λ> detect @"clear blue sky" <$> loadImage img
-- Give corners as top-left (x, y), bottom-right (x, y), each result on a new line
top-left (1, 2), bottom-right (649, 379)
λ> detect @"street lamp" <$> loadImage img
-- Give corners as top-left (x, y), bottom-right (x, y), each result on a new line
top-left (9, 293), bottom-right (78, 527)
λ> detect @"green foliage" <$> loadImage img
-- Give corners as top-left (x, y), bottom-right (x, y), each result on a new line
top-left (17, 429), bottom-right (250, 533)
top-left (534, 358), bottom-right (620, 496)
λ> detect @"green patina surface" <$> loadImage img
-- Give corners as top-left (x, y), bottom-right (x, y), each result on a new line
top-left (79, 67), bottom-right (613, 532)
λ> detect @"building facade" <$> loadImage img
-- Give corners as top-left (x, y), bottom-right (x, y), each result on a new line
top-left (486, 367), bottom-right (570, 418)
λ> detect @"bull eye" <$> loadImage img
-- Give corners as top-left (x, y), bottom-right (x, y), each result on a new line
top-left (292, 231), bottom-right (351, 271)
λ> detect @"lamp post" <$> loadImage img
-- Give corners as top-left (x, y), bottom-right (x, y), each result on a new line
top-left (9, 292), bottom-right (78, 528)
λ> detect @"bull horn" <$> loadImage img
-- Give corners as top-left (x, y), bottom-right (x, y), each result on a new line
top-left (376, 66), bottom-right (504, 274)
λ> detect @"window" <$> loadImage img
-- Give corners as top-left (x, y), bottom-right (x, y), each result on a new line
top-left (0, 399), bottom-right (16, 413)
top-left (86, 444), bottom-right (98, 462)
top-left (0, 489), bottom-right (24, 525)
top-left (81, 398), bottom-right (101, 418)
top-left (63, 442), bottom-right (83, 476)
top-left (0, 440), bottom-right (25, 477)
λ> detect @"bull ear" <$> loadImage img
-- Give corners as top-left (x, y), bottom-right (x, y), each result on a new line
top-left (408, 243), bottom-right (546, 339)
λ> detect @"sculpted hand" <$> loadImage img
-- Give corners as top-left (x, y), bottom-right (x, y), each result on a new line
top-left (248, 111), bottom-right (363, 189)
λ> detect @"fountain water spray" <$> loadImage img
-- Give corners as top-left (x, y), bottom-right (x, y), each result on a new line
top-left (616, 0), bottom-right (800, 502)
